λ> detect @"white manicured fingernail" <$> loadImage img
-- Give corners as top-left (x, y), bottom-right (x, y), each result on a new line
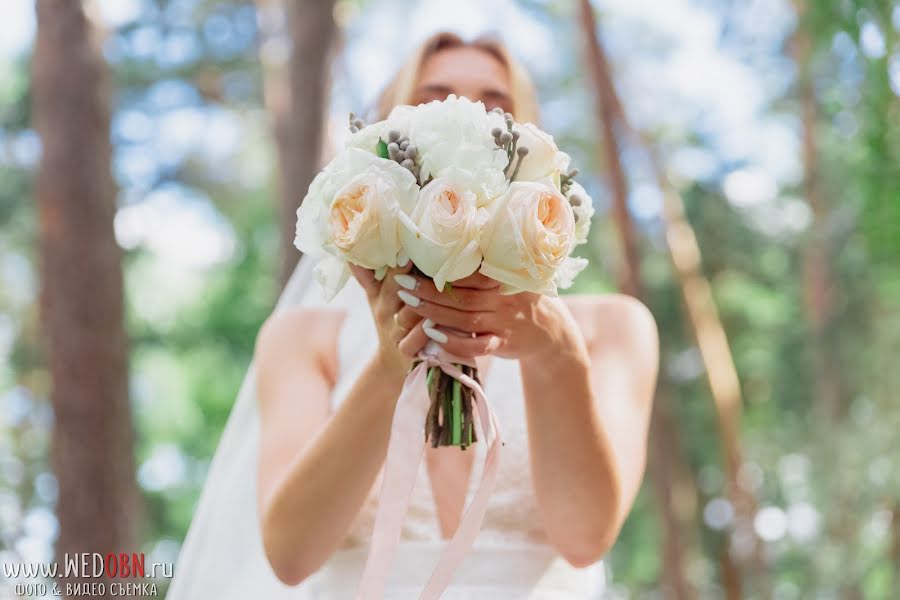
top-left (393, 274), bottom-right (417, 290)
top-left (423, 319), bottom-right (434, 329)
top-left (424, 327), bottom-right (448, 344)
top-left (397, 251), bottom-right (409, 267)
top-left (397, 290), bottom-right (420, 307)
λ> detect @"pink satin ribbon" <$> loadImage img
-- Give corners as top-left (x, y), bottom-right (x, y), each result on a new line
top-left (354, 348), bottom-right (503, 600)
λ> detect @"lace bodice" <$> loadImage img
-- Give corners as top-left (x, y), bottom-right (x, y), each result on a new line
top-left (329, 282), bottom-right (548, 549)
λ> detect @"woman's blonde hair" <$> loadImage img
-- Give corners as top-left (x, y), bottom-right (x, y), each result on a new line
top-left (374, 32), bottom-right (540, 123)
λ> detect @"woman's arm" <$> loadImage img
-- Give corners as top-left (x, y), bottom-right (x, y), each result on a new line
top-left (255, 263), bottom-right (426, 586)
top-left (518, 295), bottom-right (658, 567)
top-left (396, 273), bottom-right (658, 567)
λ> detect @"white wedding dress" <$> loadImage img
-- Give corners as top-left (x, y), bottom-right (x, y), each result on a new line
top-left (167, 256), bottom-right (607, 599)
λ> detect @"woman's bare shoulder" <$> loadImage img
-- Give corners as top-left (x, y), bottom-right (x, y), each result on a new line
top-left (255, 308), bottom-right (346, 380)
top-left (562, 293), bottom-right (658, 353)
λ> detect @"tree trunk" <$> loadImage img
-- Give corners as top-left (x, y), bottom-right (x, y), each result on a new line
top-left (578, 2), bottom-right (696, 597)
top-left (257, 0), bottom-right (337, 287)
top-left (792, 0), bottom-right (842, 421)
top-left (642, 103), bottom-right (761, 598)
top-left (654, 177), bottom-right (756, 529)
top-left (646, 388), bottom-right (701, 600)
top-left (583, 0), bottom-right (749, 498)
top-left (792, 7), bottom-right (866, 598)
top-left (32, 1), bottom-right (138, 596)
top-left (578, 0), bottom-right (641, 299)
top-left (579, 0), bottom-right (761, 594)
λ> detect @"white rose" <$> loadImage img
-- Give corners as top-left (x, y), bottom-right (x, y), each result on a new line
top-left (566, 181), bottom-right (595, 245)
top-left (480, 181), bottom-right (584, 295)
top-left (512, 122), bottom-right (571, 186)
top-left (295, 147), bottom-right (418, 278)
top-left (408, 95), bottom-right (509, 205)
top-left (399, 173), bottom-right (486, 291)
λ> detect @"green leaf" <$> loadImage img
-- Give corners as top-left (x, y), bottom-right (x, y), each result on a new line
top-left (376, 138), bottom-right (389, 159)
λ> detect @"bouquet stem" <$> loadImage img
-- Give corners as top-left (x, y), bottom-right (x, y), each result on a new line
top-left (451, 379), bottom-right (462, 445)
top-left (411, 266), bottom-right (479, 449)
top-left (423, 364), bottom-right (479, 450)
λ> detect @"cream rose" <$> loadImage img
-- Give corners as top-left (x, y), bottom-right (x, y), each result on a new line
top-left (480, 181), bottom-right (584, 295)
top-left (399, 173), bottom-right (486, 291)
top-left (512, 122), bottom-right (571, 185)
top-left (295, 148), bottom-right (418, 280)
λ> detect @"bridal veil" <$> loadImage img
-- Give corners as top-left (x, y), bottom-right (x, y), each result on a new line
top-left (166, 252), bottom-right (360, 599)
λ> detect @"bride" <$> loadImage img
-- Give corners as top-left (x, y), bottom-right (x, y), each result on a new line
top-left (167, 32), bottom-right (658, 599)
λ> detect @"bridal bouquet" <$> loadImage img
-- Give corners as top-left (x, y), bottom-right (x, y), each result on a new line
top-left (295, 95), bottom-right (593, 449)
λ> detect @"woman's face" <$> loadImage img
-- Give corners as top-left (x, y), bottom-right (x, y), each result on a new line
top-left (410, 46), bottom-right (514, 114)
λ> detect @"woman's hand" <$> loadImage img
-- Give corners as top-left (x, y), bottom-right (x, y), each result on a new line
top-left (349, 261), bottom-right (430, 374)
top-left (390, 271), bottom-right (587, 362)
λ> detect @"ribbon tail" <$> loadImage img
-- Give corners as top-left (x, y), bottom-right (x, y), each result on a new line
top-left (354, 363), bottom-right (431, 600)
top-left (419, 370), bottom-right (503, 600)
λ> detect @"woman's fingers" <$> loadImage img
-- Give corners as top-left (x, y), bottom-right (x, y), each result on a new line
top-left (393, 305), bottom-right (421, 332)
top-left (361, 262), bottom-right (414, 327)
top-left (392, 274), bottom-right (497, 311)
top-left (349, 258), bottom-right (414, 301)
top-left (398, 320), bottom-right (429, 358)
top-left (379, 260), bottom-right (414, 297)
top-left (425, 327), bottom-right (502, 358)
top-left (352, 260), bottom-right (499, 359)
top-left (349, 264), bottom-right (380, 298)
top-left (452, 271), bottom-right (501, 290)
top-left (378, 267), bottom-right (412, 319)
top-left (389, 305), bottom-right (420, 346)
top-left (403, 298), bottom-right (495, 334)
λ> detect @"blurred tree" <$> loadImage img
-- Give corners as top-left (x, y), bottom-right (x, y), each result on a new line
top-left (32, 0), bottom-right (139, 594)
top-left (652, 154), bottom-right (761, 598)
top-left (579, 1), bottom-right (765, 596)
top-left (3, 0), bottom-right (899, 597)
top-left (577, 2), bottom-right (696, 597)
top-left (790, 2), bottom-right (899, 596)
top-left (256, 0), bottom-right (337, 286)
top-left (96, 5), bottom-right (277, 590)
top-left (793, 0), bottom-right (844, 422)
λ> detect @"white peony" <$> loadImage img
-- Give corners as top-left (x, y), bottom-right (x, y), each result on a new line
top-left (407, 95), bottom-right (509, 205)
top-left (480, 180), bottom-right (585, 295)
top-left (512, 122), bottom-right (571, 186)
top-left (295, 148), bottom-right (418, 292)
top-left (345, 120), bottom-right (391, 155)
top-left (566, 180), bottom-right (595, 245)
top-left (398, 173), bottom-right (486, 291)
